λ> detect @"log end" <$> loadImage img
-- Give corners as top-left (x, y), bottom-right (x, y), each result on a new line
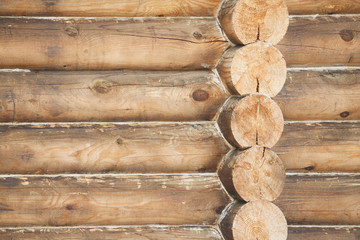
top-left (218, 95), bottom-right (284, 148)
top-left (219, 0), bottom-right (289, 45)
top-left (231, 147), bottom-right (285, 201)
top-left (217, 42), bottom-right (286, 97)
top-left (233, 201), bottom-right (287, 240)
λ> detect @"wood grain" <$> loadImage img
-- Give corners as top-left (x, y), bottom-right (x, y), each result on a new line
top-left (0, 18), bottom-right (229, 70)
top-left (0, 226), bottom-right (223, 240)
top-left (275, 175), bottom-right (360, 225)
top-left (0, 123), bottom-right (230, 174)
top-left (0, 175), bottom-right (230, 226)
top-left (0, 71), bottom-right (229, 122)
top-left (277, 16), bottom-right (360, 66)
top-left (0, 0), bottom-right (359, 16)
top-left (286, 0), bottom-right (360, 15)
top-left (288, 226), bottom-right (360, 240)
top-left (0, 0), bottom-right (222, 17)
top-left (274, 121), bottom-right (360, 172)
top-left (275, 69), bottom-right (360, 120)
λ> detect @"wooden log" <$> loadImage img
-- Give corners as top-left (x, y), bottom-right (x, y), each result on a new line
top-left (217, 95), bottom-right (284, 148)
top-left (274, 121), bottom-right (360, 172)
top-left (219, 200), bottom-right (288, 240)
top-left (275, 174), bottom-right (360, 225)
top-left (275, 69), bottom-right (360, 120)
top-left (217, 0), bottom-right (289, 44)
top-left (0, 70), bottom-right (229, 122)
top-left (216, 42), bottom-right (286, 97)
top-left (0, 175), bottom-right (230, 226)
top-left (277, 16), bottom-right (360, 66)
top-left (218, 147), bottom-right (285, 201)
top-left (0, 226), bottom-right (222, 240)
top-left (288, 226), bottom-right (360, 240)
top-left (0, 17), bottom-right (229, 70)
top-left (286, 0), bottom-right (360, 15)
top-left (0, 123), bottom-right (230, 174)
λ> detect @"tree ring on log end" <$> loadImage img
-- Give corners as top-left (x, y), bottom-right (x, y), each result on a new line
top-left (217, 42), bottom-right (286, 97)
top-left (217, 95), bottom-right (284, 148)
top-left (232, 200), bottom-right (287, 240)
top-left (218, 0), bottom-right (289, 45)
top-left (231, 147), bottom-right (285, 201)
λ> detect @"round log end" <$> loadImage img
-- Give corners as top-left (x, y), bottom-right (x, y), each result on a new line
top-left (218, 95), bottom-right (284, 148)
top-left (232, 147), bottom-right (285, 201)
top-left (217, 42), bottom-right (286, 97)
top-left (233, 201), bottom-right (287, 240)
top-left (219, 0), bottom-right (289, 45)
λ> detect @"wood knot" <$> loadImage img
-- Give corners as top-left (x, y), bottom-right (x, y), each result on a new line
top-left (65, 26), bottom-right (79, 37)
top-left (304, 166), bottom-right (314, 171)
top-left (193, 31), bottom-right (203, 40)
top-left (192, 89), bottom-right (209, 101)
top-left (340, 30), bottom-right (354, 42)
top-left (91, 80), bottom-right (112, 94)
top-left (340, 111), bottom-right (350, 118)
top-left (66, 204), bottom-right (74, 210)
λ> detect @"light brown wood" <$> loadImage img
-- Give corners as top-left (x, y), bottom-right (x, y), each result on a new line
top-left (274, 121), bottom-right (360, 172)
top-left (0, 226), bottom-right (222, 240)
top-left (275, 175), bottom-right (360, 225)
top-left (275, 69), bottom-right (360, 120)
top-left (218, 147), bottom-right (285, 201)
top-left (0, 123), bottom-right (229, 174)
top-left (0, 175), bottom-right (230, 226)
top-left (220, 201), bottom-right (288, 240)
top-left (217, 95), bottom-right (284, 148)
top-left (0, 71), bottom-right (229, 122)
top-left (0, 18), bottom-right (229, 70)
top-left (0, 0), bottom-right (222, 17)
top-left (218, 0), bottom-right (289, 44)
top-left (286, 0), bottom-right (360, 15)
top-left (217, 42), bottom-right (286, 97)
top-left (277, 16), bottom-right (360, 66)
top-left (288, 226), bottom-right (360, 240)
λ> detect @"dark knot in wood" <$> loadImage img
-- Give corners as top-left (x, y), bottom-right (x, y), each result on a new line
top-left (192, 89), bottom-right (209, 101)
top-left (339, 30), bottom-right (354, 42)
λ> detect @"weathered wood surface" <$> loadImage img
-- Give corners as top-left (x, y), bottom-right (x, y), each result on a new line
top-left (277, 16), bottom-right (360, 66)
top-left (288, 226), bottom-right (360, 240)
top-left (0, 175), bottom-right (229, 226)
top-left (274, 121), bottom-right (360, 172)
top-left (0, 16), bottom-right (359, 69)
top-left (286, 0), bottom-right (360, 15)
top-left (0, 123), bottom-right (229, 174)
top-left (0, 69), bottom-right (359, 122)
top-left (275, 69), bottom-right (360, 120)
top-left (0, 18), bottom-right (229, 70)
top-left (0, 226), bottom-right (222, 240)
top-left (0, 71), bottom-right (229, 122)
top-left (1, 0), bottom-right (359, 16)
top-left (275, 175), bottom-right (360, 225)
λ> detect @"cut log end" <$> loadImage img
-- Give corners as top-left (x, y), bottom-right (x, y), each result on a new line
top-left (218, 0), bottom-right (289, 45)
top-left (218, 95), bottom-right (284, 148)
top-left (232, 147), bottom-right (285, 201)
top-left (217, 42), bottom-right (286, 97)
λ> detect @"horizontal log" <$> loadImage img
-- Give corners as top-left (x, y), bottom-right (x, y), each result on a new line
top-left (274, 121), bottom-right (360, 172)
top-left (277, 16), bottom-right (360, 66)
top-left (0, 225), bottom-right (359, 239)
top-left (0, 0), bottom-right (359, 16)
top-left (0, 16), bottom-right (359, 69)
top-left (0, 175), bottom-right (230, 226)
top-left (275, 175), bottom-right (360, 225)
top-left (0, 68), bottom-right (359, 122)
top-left (0, 226), bottom-right (222, 239)
top-left (0, 17), bottom-right (229, 70)
top-left (288, 226), bottom-right (360, 240)
top-left (0, 123), bottom-right (229, 174)
top-left (0, 71), bottom-right (229, 122)
top-left (274, 69), bottom-right (360, 120)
